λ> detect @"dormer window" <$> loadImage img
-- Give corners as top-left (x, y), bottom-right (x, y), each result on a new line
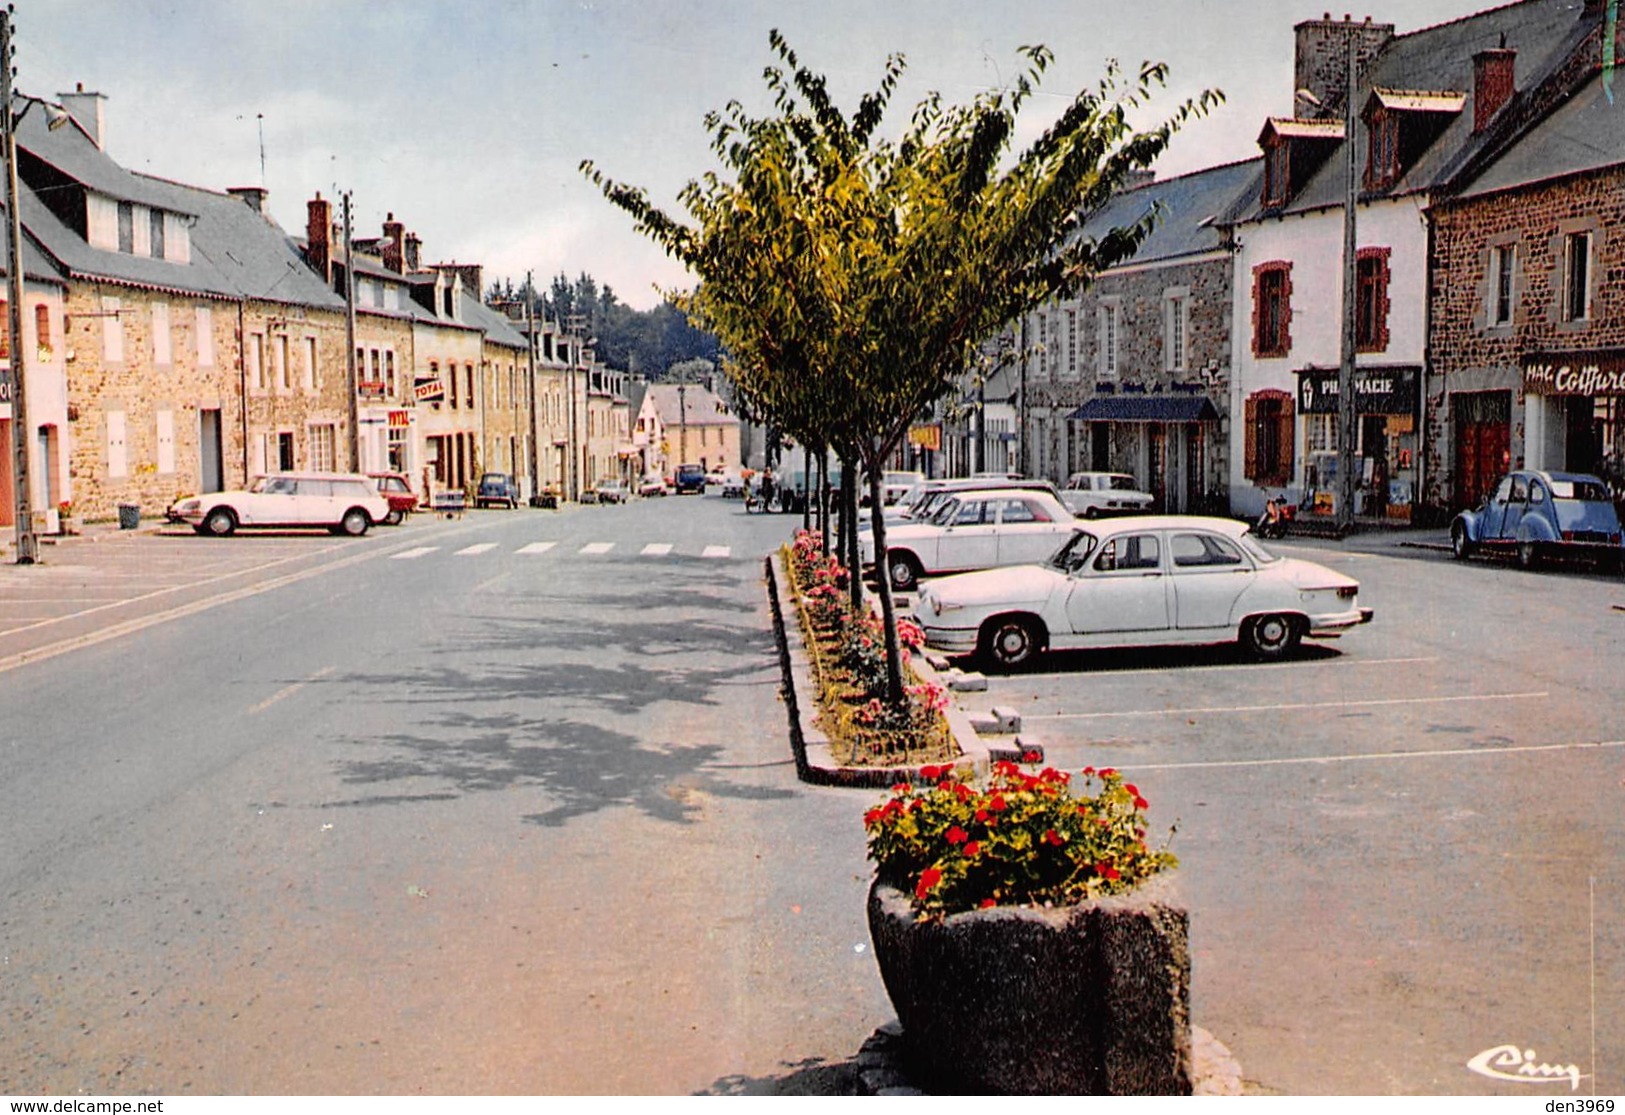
top-left (1362, 89), bottom-right (1463, 192)
top-left (1367, 110), bottom-right (1400, 190)
top-left (1256, 118), bottom-right (1343, 210)
top-left (1264, 138), bottom-right (1291, 208)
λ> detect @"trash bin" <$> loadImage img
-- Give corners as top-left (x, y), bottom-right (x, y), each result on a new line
top-left (117, 503), bottom-right (141, 530)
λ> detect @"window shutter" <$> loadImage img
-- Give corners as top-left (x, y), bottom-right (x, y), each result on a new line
top-left (1273, 397), bottom-right (1296, 487)
top-left (1244, 395), bottom-right (1260, 481)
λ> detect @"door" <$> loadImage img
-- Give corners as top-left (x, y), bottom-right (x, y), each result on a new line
top-left (934, 497), bottom-right (1000, 573)
top-left (199, 409), bottom-right (224, 493)
top-left (1148, 425), bottom-right (1168, 513)
top-left (1066, 532), bottom-right (1171, 635)
top-left (1168, 531), bottom-right (1253, 630)
top-left (1453, 391), bottom-right (1511, 511)
top-left (1498, 474), bottom-right (1530, 541)
top-left (0, 418), bottom-right (12, 528)
top-left (277, 431), bottom-right (295, 472)
top-left (994, 497), bottom-right (1069, 565)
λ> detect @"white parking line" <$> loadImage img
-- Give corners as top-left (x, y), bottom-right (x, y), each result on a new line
top-left (641, 543), bottom-right (674, 556)
top-left (1118, 737), bottom-right (1625, 773)
top-left (702, 545), bottom-right (731, 559)
top-left (516, 541), bottom-right (556, 555)
top-left (1027, 690), bottom-right (1549, 720)
top-left (580, 542), bottom-right (614, 555)
top-left (990, 655), bottom-right (1440, 684)
top-left (455, 543), bottom-right (499, 556)
top-left (391, 547), bottom-right (439, 560)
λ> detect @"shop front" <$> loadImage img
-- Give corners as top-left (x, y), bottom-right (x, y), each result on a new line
top-left (1066, 392), bottom-right (1219, 514)
top-left (1296, 365), bottom-right (1420, 522)
top-left (1522, 349), bottom-right (1625, 498)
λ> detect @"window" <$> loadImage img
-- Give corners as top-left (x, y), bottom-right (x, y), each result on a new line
top-left (0, 300), bottom-right (8, 359)
top-left (196, 305), bottom-right (214, 367)
top-left (1035, 314), bottom-right (1049, 380)
top-left (117, 202), bottom-right (134, 254)
top-left (1164, 290), bottom-right (1188, 371)
top-left (1252, 262), bottom-right (1292, 358)
top-left (102, 296), bottom-right (124, 362)
top-left (1098, 301), bottom-right (1120, 379)
top-left (1096, 534), bottom-right (1161, 572)
top-left (248, 332), bottom-right (265, 390)
top-left (466, 364), bottom-right (475, 406)
top-left (309, 423), bottom-right (337, 472)
top-left (306, 337), bottom-right (319, 391)
top-left (1367, 111), bottom-right (1400, 190)
top-left (1065, 309), bottom-right (1078, 376)
top-left (149, 209), bottom-right (165, 260)
top-left (276, 334), bottom-right (291, 390)
top-left (35, 304), bottom-right (51, 355)
top-left (1489, 244), bottom-right (1516, 326)
top-left (1263, 138), bottom-right (1290, 207)
top-left (152, 302), bottom-right (172, 365)
top-left (1244, 389), bottom-right (1294, 487)
top-left (440, 361), bottom-right (453, 407)
top-left (1355, 248), bottom-right (1391, 353)
top-left (1563, 231), bottom-right (1591, 322)
top-left (385, 350), bottom-right (396, 396)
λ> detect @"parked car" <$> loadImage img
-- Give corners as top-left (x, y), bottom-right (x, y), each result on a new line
top-left (1450, 469), bottom-right (1623, 570)
top-left (718, 472), bottom-right (746, 498)
top-left (1059, 472), bottom-right (1156, 518)
top-left (639, 473), bottom-right (669, 497)
top-left (476, 472), bottom-right (520, 509)
top-left (171, 473), bottom-right (389, 538)
top-left (368, 472), bottom-right (417, 526)
top-left (595, 478), bottom-right (629, 504)
top-left (881, 477), bottom-right (1062, 529)
top-left (674, 463), bottom-right (707, 494)
top-left (914, 516), bottom-right (1373, 669)
top-left (883, 470), bottom-right (927, 505)
top-left (857, 487), bottom-right (1083, 592)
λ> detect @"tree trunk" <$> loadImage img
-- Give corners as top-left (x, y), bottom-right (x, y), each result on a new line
top-left (818, 447), bottom-right (830, 554)
top-left (840, 454), bottom-right (861, 613)
top-left (868, 467), bottom-right (905, 705)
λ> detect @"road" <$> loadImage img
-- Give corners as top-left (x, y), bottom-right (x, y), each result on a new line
top-left (954, 537), bottom-right (1624, 1095)
top-left (0, 504), bottom-right (1619, 1095)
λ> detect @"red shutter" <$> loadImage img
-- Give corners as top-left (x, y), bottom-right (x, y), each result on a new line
top-left (1244, 394), bottom-right (1260, 481)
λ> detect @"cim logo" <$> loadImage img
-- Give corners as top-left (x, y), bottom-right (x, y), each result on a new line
top-left (1467, 1044), bottom-right (1586, 1090)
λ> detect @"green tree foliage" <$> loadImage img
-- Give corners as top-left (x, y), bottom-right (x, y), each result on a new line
top-left (584, 33), bottom-right (1218, 700)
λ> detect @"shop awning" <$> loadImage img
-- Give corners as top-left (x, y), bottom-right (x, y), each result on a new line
top-left (1066, 396), bottom-right (1219, 423)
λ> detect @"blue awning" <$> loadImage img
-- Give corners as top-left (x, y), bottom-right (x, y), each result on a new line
top-left (1066, 395), bottom-right (1219, 423)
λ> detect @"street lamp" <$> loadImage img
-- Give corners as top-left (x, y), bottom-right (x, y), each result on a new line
top-left (3, 9), bottom-right (70, 565)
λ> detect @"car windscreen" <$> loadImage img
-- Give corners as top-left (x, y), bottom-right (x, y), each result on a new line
top-left (1049, 529), bottom-right (1100, 571)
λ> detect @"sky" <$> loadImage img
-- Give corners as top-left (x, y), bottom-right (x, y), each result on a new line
top-left (20, 0), bottom-right (1506, 310)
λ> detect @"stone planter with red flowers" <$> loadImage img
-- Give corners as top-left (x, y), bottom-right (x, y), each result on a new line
top-left (863, 761), bottom-right (1190, 1095)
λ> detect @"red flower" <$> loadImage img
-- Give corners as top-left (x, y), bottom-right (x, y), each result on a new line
top-left (989, 795), bottom-right (1007, 812)
top-left (979, 897), bottom-right (998, 909)
top-left (1022, 749), bottom-right (1042, 764)
top-left (974, 808), bottom-right (991, 823)
top-left (1082, 766), bottom-right (1096, 776)
top-left (915, 867), bottom-right (943, 900)
top-left (1133, 796), bottom-right (1150, 811)
top-left (946, 826), bottom-right (968, 845)
top-left (919, 765), bottom-right (942, 782)
top-left (963, 841), bottom-right (981, 857)
top-left (1043, 829), bottom-right (1065, 846)
top-left (892, 782), bottom-right (912, 796)
top-left (864, 808), bottom-right (884, 826)
top-left (1095, 862), bottom-right (1121, 881)
top-left (1099, 767), bottom-right (1118, 778)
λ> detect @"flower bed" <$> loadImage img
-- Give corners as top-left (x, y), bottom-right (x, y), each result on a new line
top-left (781, 531), bottom-right (959, 767)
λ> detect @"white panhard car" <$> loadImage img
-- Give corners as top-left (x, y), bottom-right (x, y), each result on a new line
top-left (858, 487), bottom-right (1083, 592)
top-left (172, 472), bottom-right (390, 537)
top-left (914, 515), bottom-right (1373, 669)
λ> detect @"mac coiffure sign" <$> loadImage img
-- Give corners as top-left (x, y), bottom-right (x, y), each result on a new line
top-left (1522, 349), bottom-right (1625, 396)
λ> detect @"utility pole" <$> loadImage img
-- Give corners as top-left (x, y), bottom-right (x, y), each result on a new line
top-left (1336, 31), bottom-right (1360, 534)
top-left (678, 381), bottom-right (688, 466)
top-left (342, 191), bottom-right (360, 473)
top-left (565, 312), bottom-right (584, 500)
top-left (2, 9), bottom-right (37, 563)
top-left (524, 271), bottom-right (539, 502)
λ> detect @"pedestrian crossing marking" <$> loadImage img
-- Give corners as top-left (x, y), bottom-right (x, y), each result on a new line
top-left (517, 541), bottom-right (556, 554)
top-left (391, 547), bottom-right (439, 560)
top-left (455, 543), bottom-right (499, 555)
top-left (580, 542), bottom-right (614, 555)
top-left (701, 545), bottom-right (731, 559)
top-left (641, 543), bottom-right (674, 556)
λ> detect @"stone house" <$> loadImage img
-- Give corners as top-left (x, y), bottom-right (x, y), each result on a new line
top-left (639, 382), bottom-right (740, 480)
top-left (1021, 159), bottom-right (1256, 512)
top-left (1424, 7), bottom-right (1625, 512)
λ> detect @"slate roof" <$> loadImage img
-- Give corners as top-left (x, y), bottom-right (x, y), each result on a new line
top-left (1226, 0), bottom-right (1595, 222)
top-left (15, 95), bottom-right (190, 215)
top-left (645, 382), bottom-right (733, 425)
top-left (460, 294), bottom-right (528, 350)
top-left (1456, 71), bottom-right (1625, 196)
top-left (0, 200), bottom-right (68, 284)
top-left (1079, 158), bottom-right (1261, 267)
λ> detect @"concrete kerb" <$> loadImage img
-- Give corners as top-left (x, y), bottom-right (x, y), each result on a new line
top-left (765, 552), bottom-right (1025, 789)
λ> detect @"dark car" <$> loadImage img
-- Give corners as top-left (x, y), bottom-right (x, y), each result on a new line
top-left (1451, 469), bottom-right (1622, 570)
top-left (368, 472), bottom-right (417, 526)
top-left (476, 472), bottom-right (520, 509)
top-left (674, 463), bottom-right (706, 495)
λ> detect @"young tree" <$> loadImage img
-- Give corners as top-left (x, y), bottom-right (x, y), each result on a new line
top-left (584, 32), bottom-right (1219, 703)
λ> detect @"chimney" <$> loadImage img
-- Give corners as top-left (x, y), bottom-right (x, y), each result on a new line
top-left (227, 186), bottom-right (268, 214)
top-left (1473, 47), bottom-right (1516, 132)
top-left (306, 192), bottom-right (333, 285)
top-left (381, 213), bottom-right (406, 274)
top-left (1293, 13), bottom-right (1394, 118)
top-left (404, 232), bottom-right (422, 272)
top-left (56, 82), bottom-right (107, 150)
top-left (437, 262), bottom-right (485, 300)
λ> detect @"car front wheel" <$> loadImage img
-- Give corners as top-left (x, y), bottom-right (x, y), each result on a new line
top-left (886, 552), bottom-right (923, 593)
top-left (979, 615), bottom-right (1044, 671)
top-left (340, 508), bottom-right (371, 537)
top-left (1451, 524), bottom-right (1473, 560)
top-left (384, 508), bottom-right (404, 526)
top-left (203, 508), bottom-right (236, 537)
top-left (1243, 613), bottom-right (1302, 660)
